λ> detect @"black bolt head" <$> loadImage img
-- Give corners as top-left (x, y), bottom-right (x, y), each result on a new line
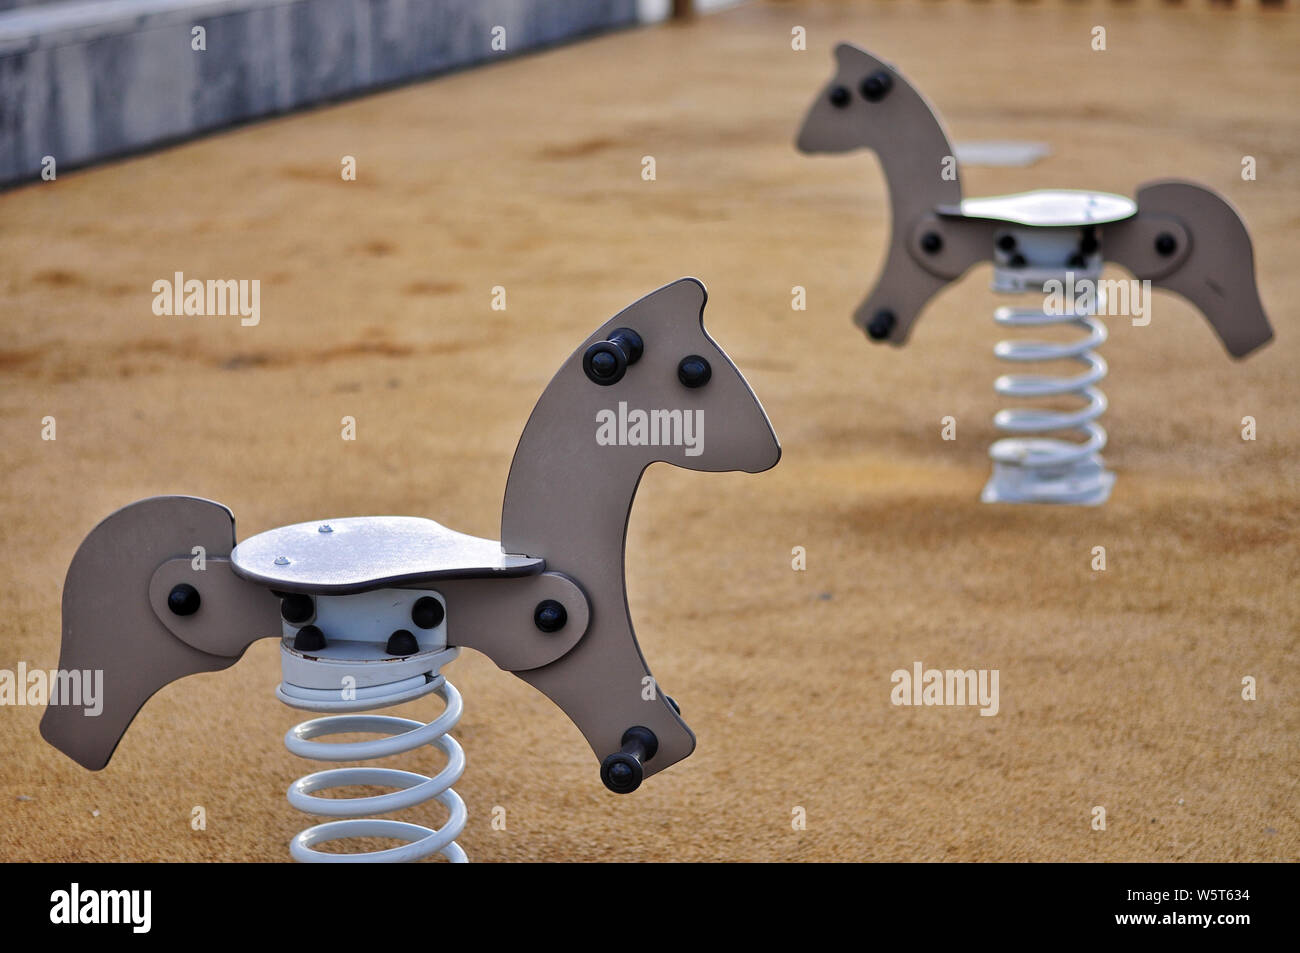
top-left (534, 599), bottom-right (568, 633)
top-left (583, 341), bottom-right (627, 386)
top-left (1009, 253), bottom-right (1027, 268)
top-left (386, 629), bottom-right (420, 656)
top-left (1155, 232), bottom-right (1177, 256)
top-left (279, 593), bottom-right (314, 625)
top-left (866, 310), bottom-right (896, 341)
top-left (677, 355), bottom-right (712, 389)
top-left (829, 85), bottom-right (851, 108)
top-left (293, 624), bottom-right (326, 652)
top-left (920, 231), bottom-right (943, 254)
top-left (411, 596), bottom-right (445, 629)
top-left (860, 70), bottom-right (893, 102)
top-left (600, 754), bottom-right (643, 794)
top-left (997, 234), bottom-right (1017, 253)
top-left (167, 583), bottom-right (201, 617)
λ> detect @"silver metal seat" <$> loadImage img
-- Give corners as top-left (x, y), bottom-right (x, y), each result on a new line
top-left (230, 516), bottom-right (543, 594)
top-left (941, 189), bottom-right (1138, 228)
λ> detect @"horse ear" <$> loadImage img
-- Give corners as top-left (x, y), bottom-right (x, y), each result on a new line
top-left (835, 42), bottom-right (869, 68)
top-left (617, 277), bottom-right (707, 329)
top-left (656, 277), bottom-right (706, 309)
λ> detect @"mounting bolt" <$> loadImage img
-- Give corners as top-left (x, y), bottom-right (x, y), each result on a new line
top-left (860, 70), bottom-right (893, 102)
top-left (317, 524), bottom-right (333, 534)
top-left (583, 342), bottom-right (625, 385)
top-left (920, 231), bottom-right (943, 254)
top-left (866, 310), bottom-right (896, 341)
top-left (1009, 253), bottom-right (1027, 268)
top-left (829, 85), bottom-right (850, 108)
top-left (411, 596), bottom-right (445, 630)
top-left (279, 593), bottom-right (315, 625)
top-left (1155, 232), bottom-right (1177, 256)
top-left (293, 624), bottom-right (326, 652)
top-left (386, 629), bottom-right (420, 656)
top-left (607, 327), bottom-right (644, 365)
top-left (274, 556), bottom-right (290, 566)
top-left (677, 355), bottom-right (712, 389)
top-left (167, 583), bottom-right (201, 617)
top-left (600, 726), bottom-right (660, 794)
top-left (534, 599), bottom-right (567, 633)
top-left (997, 234), bottom-right (1017, 253)
top-left (584, 327), bottom-right (644, 386)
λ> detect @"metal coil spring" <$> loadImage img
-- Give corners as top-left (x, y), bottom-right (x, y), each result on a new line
top-left (984, 288), bottom-right (1112, 504)
top-left (284, 678), bottom-right (467, 863)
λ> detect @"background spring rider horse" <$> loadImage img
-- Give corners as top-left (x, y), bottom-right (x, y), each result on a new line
top-left (797, 44), bottom-right (1273, 505)
top-left (40, 277), bottom-right (781, 862)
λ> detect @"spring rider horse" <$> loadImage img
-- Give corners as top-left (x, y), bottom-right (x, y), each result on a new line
top-left (40, 277), bottom-right (781, 862)
top-left (797, 44), bottom-right (1273, 504)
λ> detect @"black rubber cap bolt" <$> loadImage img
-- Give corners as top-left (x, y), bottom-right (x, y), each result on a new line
top-left (1155, 232), bottom-right (1178, 256)
top-left (860, 70), bottom-right (893, 102)
top-left (293, 625), bottom-right (326, 652)
top-left (677, 355), bottom-right (711, 389)
top-left (829, 85), bottom-right (850, 108)
top-left (386, 629), bottom-right (420, 656)
top-left (167, 583), bottom-right (201, 617)
top-left (866, 310), bottom-right (896, 341)
top-left (583, 342), bottom-right (626, 385)
top-left (534, 599), bottom-right (567, 633)
top-left (583, 327), bottom-right (643, 386)
top-left (600, 726), bottom-right (660, 794)
top-left (280, 593), bottom-right (314, 625)
top-left (603, 759), bottom-right (639, 792)
top-left (411, 596), bottom-right (444, 630)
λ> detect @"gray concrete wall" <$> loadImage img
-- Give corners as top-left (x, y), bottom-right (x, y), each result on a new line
top-left (0, 0), bottom-right (639, 184)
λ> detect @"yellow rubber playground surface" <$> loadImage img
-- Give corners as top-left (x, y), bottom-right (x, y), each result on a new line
top-left (0, 1), bottom-right (1296, 861)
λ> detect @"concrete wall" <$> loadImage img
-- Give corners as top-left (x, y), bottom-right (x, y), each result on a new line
top-left (0, 0), bottom-right (639, 184)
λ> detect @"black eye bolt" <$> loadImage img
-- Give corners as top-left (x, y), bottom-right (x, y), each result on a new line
top-left (583, 327), bottom-right (644, 385)
top-left (677, 355), bottom-right (711, 388)
top-left (860, 70), bottom-right (893, 102)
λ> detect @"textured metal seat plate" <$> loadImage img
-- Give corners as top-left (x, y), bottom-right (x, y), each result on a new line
top-left (231, 516), bottom-right (543, 593)
top-left (943, 190), bottom-right (1138, 227)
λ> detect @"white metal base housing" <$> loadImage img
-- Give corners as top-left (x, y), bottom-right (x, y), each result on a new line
top-left (982, 450), bottom-right (1114, 505)
top-left (278, 587), bottom-right (469, 863)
